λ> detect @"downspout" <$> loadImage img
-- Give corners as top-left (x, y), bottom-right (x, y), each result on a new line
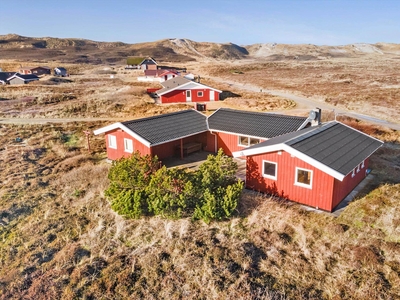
top-left (180, 138), bottom-right (184, 160)
top-left (209, 131), bottom-right (218, 153)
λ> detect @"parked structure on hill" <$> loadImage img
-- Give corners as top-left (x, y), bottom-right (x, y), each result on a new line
top-left (154, 77), bottom-right (222, 103)
top-left (0, 72), bottom-right (15, 84)
top-left (19, 66), bottom-right (51, 75)
top-left (126, 57), bottom-right (158, 70)
top-left (138, 69), bottom-right (178, 82)
top-left (54, 67), bottom-right (68, 77)
top-left (7, 73), bottom-right (40, 85)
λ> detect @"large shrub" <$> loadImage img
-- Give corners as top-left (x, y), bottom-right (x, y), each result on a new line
top-left (105, 149), bottom-right (243, 222)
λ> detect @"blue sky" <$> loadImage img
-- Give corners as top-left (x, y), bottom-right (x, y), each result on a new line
top-left (0, 0), bottom-right (399, 45)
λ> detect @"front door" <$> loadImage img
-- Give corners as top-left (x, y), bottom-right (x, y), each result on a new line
top-left (209, 90), bottom-right (215, 101)
top-left (186, 90), bottom-right (192, 102)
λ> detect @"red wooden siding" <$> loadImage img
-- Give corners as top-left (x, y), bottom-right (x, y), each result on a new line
top-left (152, 132), bottom-right (209, 160)
top-left (214, 132), bottom-right (265, 157)
top-left (331, 157), bottom-right (370, 210)
top-left (104, 131), bottom-right (211, 161)
top-left (246, 151), bottom-right (337, 211)
top-left (104, 129), bottom-right (150, 160)
top-left (160, 89), bottom-right (220, 103)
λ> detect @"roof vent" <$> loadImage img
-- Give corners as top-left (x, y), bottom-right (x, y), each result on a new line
top-left (309, 108), bottom-right (322, 126)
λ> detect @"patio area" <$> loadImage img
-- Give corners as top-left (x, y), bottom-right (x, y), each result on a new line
top-left (162, 151), bottom-right (246, 180)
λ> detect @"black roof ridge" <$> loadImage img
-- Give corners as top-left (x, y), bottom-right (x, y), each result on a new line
top-left (286, 121), bottom-right (338, 146)
top-left (216, 107), bottom-right (307, 120)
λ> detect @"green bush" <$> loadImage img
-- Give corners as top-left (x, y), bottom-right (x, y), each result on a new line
top-left (105, 149), bottom-right (243, 222)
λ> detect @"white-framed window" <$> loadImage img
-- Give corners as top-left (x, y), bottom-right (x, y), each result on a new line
top-left (295, 167), bottom-right (312, 188)
top-left (351, 169), bottom-right (355, 178)
top-left (124, 138), bottom-right (133, 153)
top-left (263, 160), bottom-right (277, 180)
top-left (238, 136), bottom-right (260, 147)
top-left (197, 91), bottom-right (203, 97)
top-left (356, 164), bottom-right (360, 173)
top-left (361, 160), bottom-right (365, 169)
top-left (108, 134), bottom-right (117, 149)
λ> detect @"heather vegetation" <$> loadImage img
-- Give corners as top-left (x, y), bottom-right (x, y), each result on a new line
top-left (0, 53), bottom-right (400, 299)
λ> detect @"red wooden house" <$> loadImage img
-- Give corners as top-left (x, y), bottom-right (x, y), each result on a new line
top-left (94, 108), bottom-right (316, 162)
top-left (19, 66), bottom-right (51, 75)
top-left (156, 77), bottom-right (221, 103)
top-left (208, 108), bottom-right (310, 156)
top-left (233, 121), bottom-right (383, 212)
top-left (93, 110), bottom-right (215, 161)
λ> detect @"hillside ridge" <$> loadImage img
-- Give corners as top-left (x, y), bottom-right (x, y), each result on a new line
top-left (0, 34), bottom-right (399, 63)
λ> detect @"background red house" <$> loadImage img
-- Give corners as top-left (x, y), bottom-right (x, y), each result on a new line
top-left (233, 121), bottom-right (383, 212)
top-left (156, 77), bottom-right (221, 103)
top-left (19, 66), bottom-right (51, 75)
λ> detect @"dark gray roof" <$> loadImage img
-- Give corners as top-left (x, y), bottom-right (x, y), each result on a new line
top-left (9, 73), bottom-right (39, 80)
top-left (122, 109), bottom-right (208, 145)
top-left (245, 121), bottom-right (383, 175)
top-left (157, 77), bottom-right (191, 94)
top-left (208, 108), bottom-right (308, 139)
top-left (0, 72), bottom-right (14, 82)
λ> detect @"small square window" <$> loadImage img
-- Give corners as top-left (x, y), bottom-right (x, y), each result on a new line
top-left (197, 91), bottom-right (203, 97)
top-left (249, 138), bottom-right (260, 146)
top-left (124, 138), bottom-right (133, 153)
top-left (295, 168), bottom-right (312, 188)
top-left (238, 136), bottom-right (249, 147)
top-left (108, 134), bottom-right (117, 149)
top-left (263, 160), bottom-right (277, 179)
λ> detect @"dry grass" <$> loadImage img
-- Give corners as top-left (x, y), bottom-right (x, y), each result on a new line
top-left (0, 120), bottom-right (399, 299)
top-left (0, 59), bottom-right (400, 299)
top-left (202, 58), bottom-right (400, 123)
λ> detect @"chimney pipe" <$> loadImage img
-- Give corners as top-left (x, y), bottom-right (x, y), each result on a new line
top-left (317, 107), bottom-right (321, 125)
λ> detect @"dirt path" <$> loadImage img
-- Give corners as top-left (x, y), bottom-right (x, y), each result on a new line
top-left (211, 76), bottom-right (400, 130)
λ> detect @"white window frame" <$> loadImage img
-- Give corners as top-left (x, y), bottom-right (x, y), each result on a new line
top-left (295, 167), bottom-right (313, 189)
top-left (197, 91), bottom-right (203, 97)
top-left (124, 138), bottom-right (133, 153)
top-left (238, 135), bottom-right (260, 147)
top-left (351, 169), bottom-right (355, 178)
top-left (238, 135), bottom-right (249, 147)
top-left (361, 160), bottom-right (365, 169)
top-left (108, 134), bottom-right (117, 149)
top-left (262, 160), bottom-right (277, 180)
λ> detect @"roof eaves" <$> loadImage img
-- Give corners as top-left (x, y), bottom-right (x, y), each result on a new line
top-left (233, 143), bottom-right (346, 180)
top-left (150, 129), bottom-right (209, 146)
top-left (93, 122), bottom-right (151, 147)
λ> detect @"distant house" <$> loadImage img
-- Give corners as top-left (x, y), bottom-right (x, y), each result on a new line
top-left (126, 57), bottom-right (158, 70)
top-left (138, 69), bottom-right (178, 82)
top-left (54, 67), bottom-right (68, 77)
top-left (233, 121), bottom-right (383, 212)
top-left (19, 66), bottom-right (51, 75)
top-left (0, 72), bottom-right (15, 84)
top-left (155, 77), bottom-right (222, 103)
top-left (94, 108), bottom-right (315, 161)
top-left (7, 73), bottom-right (40, 85)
